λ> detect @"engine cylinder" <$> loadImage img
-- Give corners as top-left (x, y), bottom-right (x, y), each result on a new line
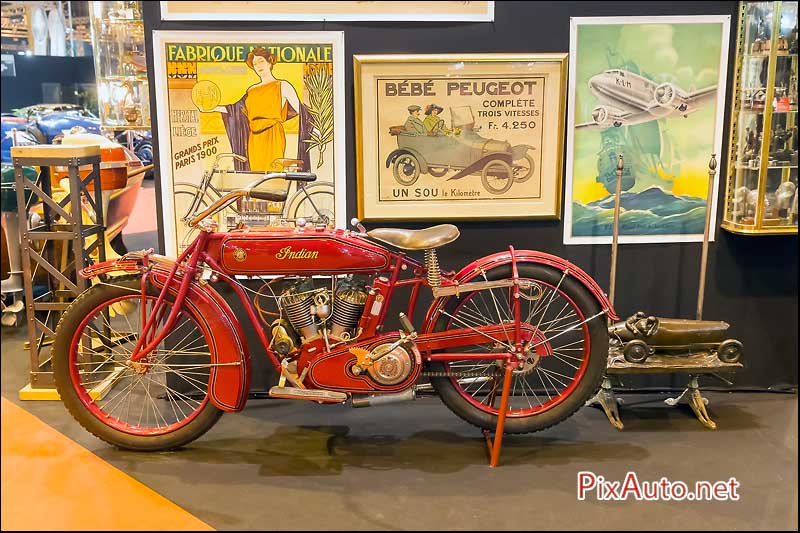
top-left (330, 282), bottom-right (368, 338)
top-left (280, 279), bottom-right (318, 339)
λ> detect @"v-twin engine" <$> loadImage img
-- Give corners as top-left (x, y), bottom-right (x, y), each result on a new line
top-left (278, 276), bottom-right (369, 345)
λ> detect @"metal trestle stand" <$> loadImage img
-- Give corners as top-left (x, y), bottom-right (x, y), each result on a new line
top-left (12, 145), bottom-right (107, 400)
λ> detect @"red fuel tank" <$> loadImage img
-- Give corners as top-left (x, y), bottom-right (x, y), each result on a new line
top-left (210, 227), bottom-right (393, 275)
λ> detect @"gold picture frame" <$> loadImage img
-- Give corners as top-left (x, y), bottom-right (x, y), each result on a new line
top-left (354, 53), bottom-right (567, 221)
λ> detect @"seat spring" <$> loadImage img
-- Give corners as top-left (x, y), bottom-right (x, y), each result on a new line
top-left (425, 249), bottom-right (441, 288)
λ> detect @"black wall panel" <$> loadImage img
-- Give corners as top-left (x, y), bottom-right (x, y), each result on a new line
top-left (0, 55), bottom-right (96, 113)
top-left (142, 1), bottom-right (797, 390)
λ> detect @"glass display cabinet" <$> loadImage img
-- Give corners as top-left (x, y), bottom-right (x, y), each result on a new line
top-left (723, 1), bottom-right (798, 235)
top-left (89, 1), bottom-right (150, 130)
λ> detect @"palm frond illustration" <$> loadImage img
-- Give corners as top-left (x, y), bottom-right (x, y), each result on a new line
top-left (303, 66), bottom-right (335, 168)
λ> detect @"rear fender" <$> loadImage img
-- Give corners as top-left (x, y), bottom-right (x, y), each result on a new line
top-left (423, 249), bottom-right (618, 329)
top-left (81, 254), bottom-right (251, 412)
top-left (511, 144), bottom-right (534, 160)
top-left (385, 148), bottom-right (429, 173)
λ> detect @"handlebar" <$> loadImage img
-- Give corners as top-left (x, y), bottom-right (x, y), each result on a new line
top-left (188, 171), bottom-right (317, 227)
top-left (213, 152), bottom-right (247, 167)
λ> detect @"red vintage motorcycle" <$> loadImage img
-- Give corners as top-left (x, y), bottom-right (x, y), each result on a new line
top-left (52, 167), bottom-right (618, 458)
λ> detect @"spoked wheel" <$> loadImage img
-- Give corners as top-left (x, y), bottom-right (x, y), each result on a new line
top-left (392, 154), bottom-right (421, 186)
top-left (174, 183), bottom-right (213, 252)
top-left (512, 153), bottom-right (536, 183)
top-left (480, 160), bottom-right (514, 194)
top-left (427, 263), bottom-right (608, 434)
top-left (52, 277), bottom-right (223, 451)
top-left (284, 181), bottom-right (335, 226)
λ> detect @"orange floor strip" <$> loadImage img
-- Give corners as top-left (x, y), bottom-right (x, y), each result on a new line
top-left (1, 397), bottom-right (214, 531)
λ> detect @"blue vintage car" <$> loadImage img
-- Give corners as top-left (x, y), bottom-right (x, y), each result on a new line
top-left (2, 104), bottom-right (153, 173)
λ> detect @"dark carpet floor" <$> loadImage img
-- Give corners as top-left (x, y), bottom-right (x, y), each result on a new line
top-left (1, 324), bottom-right (797, 531)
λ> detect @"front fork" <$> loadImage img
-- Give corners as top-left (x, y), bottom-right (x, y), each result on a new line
top-left (128, 231), bottom-right (210, 364)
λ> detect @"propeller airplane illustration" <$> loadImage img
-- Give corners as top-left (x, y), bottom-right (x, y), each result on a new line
top-left (577, 69), bottom-right (717, 130)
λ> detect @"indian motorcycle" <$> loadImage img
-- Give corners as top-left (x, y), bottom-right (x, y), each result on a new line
top-left (51, 167), bottom-right (617, 461)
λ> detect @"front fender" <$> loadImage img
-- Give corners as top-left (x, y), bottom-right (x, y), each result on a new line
top-left (148, 258), bottom-right (251, 412)
top-left (424, 249), bottom-right (618, 328)
top-left (81, 255), bottom-right (251, 412)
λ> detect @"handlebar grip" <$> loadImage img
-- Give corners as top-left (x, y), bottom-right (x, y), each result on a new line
top-left (285, 172), bottom-right (317, 182)
top-left (250, 190), bottom-right (288, 202)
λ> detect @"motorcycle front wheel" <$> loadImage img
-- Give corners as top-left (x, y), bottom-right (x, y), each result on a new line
top-left (427, 263), bottom-right (607, 434)
top-left (52, 277), bottom-right (223, 451)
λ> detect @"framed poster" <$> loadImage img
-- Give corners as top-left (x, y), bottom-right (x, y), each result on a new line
top-left (152, 31), bottom-right (346, 256)
top-left (354, 54), bottom-right (567, 221)
top-left (564, 16), bottom-right (730, 244)
top-left (160, 1), bottom-right (494, 22)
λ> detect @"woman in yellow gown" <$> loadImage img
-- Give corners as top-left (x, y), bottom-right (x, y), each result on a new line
top-left (210, 48), bottom-right (302, 172)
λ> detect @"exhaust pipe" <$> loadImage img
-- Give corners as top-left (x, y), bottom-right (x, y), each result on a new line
top-left (351, 388), bottom-right (416, 408)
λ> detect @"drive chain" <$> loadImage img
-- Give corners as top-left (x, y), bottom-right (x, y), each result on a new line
top-left (422, 371), bottom-right (501, 378)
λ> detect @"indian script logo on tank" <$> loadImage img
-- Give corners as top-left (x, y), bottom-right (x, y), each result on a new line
top-left (275, 246), bottom-right (319, 260)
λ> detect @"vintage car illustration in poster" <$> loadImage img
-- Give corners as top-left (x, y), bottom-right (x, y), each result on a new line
top-left (152, 31), bottom-right (345, 255)
top-left (564, 16), bottom-right (730, 244)
top-left (355, 54), bottom-right (567, 221)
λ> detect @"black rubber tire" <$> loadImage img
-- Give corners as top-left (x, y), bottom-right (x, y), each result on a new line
top-left (52, 277), bottom-right (223, 451)
top-left (623, 339), bottom-right (650, 363)
top-left (427, 263), bottom-right (608, 434)
top-left (392, 154), bottom-right (421, 186)
top-left (717, 339), bottom-right (743, 364)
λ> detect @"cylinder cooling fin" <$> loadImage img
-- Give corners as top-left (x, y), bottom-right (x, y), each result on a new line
top-left (280, 278), bottom-right (317, 339)
top-left (330, 277), bottom-right (369, 338)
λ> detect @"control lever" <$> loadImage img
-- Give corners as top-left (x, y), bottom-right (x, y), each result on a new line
top-left (350, 217), bottom-right (367, 234)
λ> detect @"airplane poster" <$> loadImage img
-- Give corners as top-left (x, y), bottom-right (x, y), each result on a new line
top-left (564, 16), bottom-right (730, 244)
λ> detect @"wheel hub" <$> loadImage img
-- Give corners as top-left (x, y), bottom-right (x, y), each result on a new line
top-left (126, 360), bottom-right (150, 374)
top-left (513, 329), bottom-right (551, 377)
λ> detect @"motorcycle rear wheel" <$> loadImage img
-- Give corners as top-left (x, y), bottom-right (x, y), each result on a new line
top-left (52, 277), bottom-right (223, 451)
top-left (427, 263), bottom-right (607, 434)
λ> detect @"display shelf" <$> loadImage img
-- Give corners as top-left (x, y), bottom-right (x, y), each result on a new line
top-left (735, 163), bottom-right (797, 169)
top-left (739, 108), bottom-right (799, 114)
top-left (743, 52), bottom-right (798, 57)
top-left (89, 1), bottom-right (150, 130)
top-left (723, 1), bottom-right (798, 235)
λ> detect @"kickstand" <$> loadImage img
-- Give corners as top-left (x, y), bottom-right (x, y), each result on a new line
top-left (585, 376), bottom-right (624, 430)
top-left (664, 375), bottom-right (716, 429)
top-left (481, 364), bottom-right (514, 468)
